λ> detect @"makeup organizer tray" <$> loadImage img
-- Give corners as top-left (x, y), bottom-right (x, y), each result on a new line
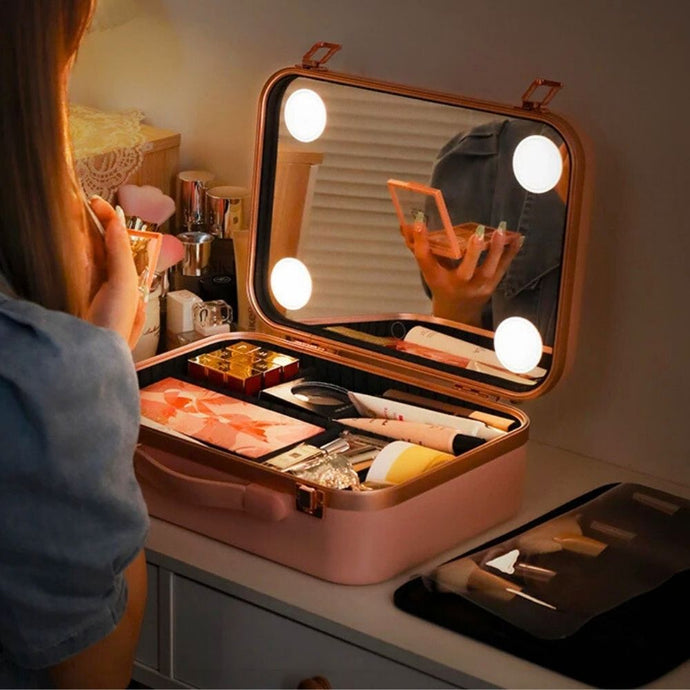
top-left (134, 42), bottom-right (592, 585)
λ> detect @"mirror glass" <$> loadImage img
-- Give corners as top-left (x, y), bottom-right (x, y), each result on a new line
top-left (260, 75), bottom-right (571, 390)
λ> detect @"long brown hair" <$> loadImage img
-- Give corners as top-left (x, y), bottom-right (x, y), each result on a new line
top-left (0, 0), bottom-right (95, 314)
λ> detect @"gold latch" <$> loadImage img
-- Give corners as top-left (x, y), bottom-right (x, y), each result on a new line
top-left (296, 484), bottom-right (325, 518)
top-left (300, 42), bottom-right (342, 70)
top-left (521, 78), bottom-right (563, 111)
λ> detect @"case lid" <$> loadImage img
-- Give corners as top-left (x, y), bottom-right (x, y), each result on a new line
top-left (247, 43), bottom-right (592, 402)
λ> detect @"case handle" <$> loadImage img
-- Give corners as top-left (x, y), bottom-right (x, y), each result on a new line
top-left (521, 78), bottom-right (563, 111)
top-left (301, 42), bottom-right (342, 69)
top-left (134, 447), bottom-right (292, 522)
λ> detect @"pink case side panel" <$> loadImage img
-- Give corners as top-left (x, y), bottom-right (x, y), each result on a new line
top-left (136, 444), bottom-right (526, 585)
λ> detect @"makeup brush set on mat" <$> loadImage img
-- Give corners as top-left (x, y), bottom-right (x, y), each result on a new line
top-left (395, 482), bottom-right (690, 687)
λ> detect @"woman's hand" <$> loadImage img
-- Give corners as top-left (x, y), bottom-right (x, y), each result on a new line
top-left (402, 221), bottom-right (523, 327)
top-left (85, 196), bottom-right (145, 349)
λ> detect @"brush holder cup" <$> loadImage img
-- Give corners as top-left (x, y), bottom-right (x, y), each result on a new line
top-left (176, 170), bottom-right (214, 232)
top-left (206, 185), bottom-right (250, 238)
top-left (178, 231), bottom-right (214, 277)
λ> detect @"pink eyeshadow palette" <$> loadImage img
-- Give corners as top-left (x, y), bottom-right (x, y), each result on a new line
top-left (140, 377), bottom-right (324, 458)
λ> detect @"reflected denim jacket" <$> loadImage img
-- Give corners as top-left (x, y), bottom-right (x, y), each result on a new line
top-left (430, 118), bottom-right (566, 344)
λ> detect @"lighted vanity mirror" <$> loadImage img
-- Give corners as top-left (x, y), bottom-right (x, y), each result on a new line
top-left (251, 66), bottom-right (590, 398)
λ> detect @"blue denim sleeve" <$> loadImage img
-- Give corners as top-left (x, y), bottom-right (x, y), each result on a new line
top-left (0, 296), bottom-right (149, 675)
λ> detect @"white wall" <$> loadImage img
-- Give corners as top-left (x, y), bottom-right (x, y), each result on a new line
top-left (70, 0), bottom-right (690, 487)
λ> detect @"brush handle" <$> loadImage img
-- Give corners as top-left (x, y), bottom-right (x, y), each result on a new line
top-left (126, 215), bottom-right (158, 232)
top-left (553, 533), bottom-right (607, 556)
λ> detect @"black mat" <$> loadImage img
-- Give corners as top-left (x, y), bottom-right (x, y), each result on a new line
top-left (393, 485), bottom-right (690, 688)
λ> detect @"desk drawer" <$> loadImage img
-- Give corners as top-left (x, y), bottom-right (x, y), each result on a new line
top-left (135, 563), bottom-right (160, 670)
top-left (171, 575), bottom-right (455, 689)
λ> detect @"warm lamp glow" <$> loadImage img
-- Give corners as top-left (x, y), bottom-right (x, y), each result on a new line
top-left (270, 258), bottom-right (312, 310)
top-left (512, 135), bottom-right (563, 194)
top-left (494, 317), bottom-right (543, 374)
top-left (284, 89), bottom-right (327, 143)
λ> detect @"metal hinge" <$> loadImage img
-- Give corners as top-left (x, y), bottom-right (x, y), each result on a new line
top-left (521, 78), bottom-right (563, 111)
top-left (296, 484), bottom-right (325, 518)
top-left (454, 382), bottom-right (500, 402)
top-left (300, 42), bottom-right (342, 70)
top-left (286, 335), bottom-right (333, 357)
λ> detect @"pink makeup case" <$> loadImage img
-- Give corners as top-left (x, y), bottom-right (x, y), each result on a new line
top-left (134, 44), bottom-right (592, 585)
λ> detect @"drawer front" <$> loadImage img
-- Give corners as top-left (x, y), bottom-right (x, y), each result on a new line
top-left (135, 562), bottom-right (160, 670)
top-left (172, 576), bottom-right (454, 689)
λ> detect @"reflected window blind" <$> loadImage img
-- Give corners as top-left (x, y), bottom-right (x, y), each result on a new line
top-left (288, 83), bottom-right (496, 319)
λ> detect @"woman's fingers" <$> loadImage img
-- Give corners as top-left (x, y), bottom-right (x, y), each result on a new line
top-left (400, 223), bottom-right (414, 250)
top-left (85, 196), bottom-right (141, 346)
top-left (411, 221), bottom-right (438, 275)
top-left (455, 227), bottom-right (485, 281)
top-left (477, 227), bottom-right (508, 278)
top-left (90, 198), bottom-right (135, 286)
top-left (494, 233), bottom-right (524, 278)
top-left (473, 228), bottom-right (524, 288)
top-left (89, 194), bottom-right (118, 228)
top-left (103, 214), bottom-right (138, 289)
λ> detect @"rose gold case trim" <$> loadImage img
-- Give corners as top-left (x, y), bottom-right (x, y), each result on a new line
top-left (136, 331), bottom-right (528, 513)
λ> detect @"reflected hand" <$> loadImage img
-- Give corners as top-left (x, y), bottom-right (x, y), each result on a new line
top-left (401, 221), bottom-right (523, 327)
top-left (85, 196), bottom-right (145, 349)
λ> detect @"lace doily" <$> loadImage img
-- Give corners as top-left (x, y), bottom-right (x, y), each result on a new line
top-left (69, 103), bottom-right (150, 202)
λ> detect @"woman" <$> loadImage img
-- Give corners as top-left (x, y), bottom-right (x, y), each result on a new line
top-left (403, 118), bottom-right (568, 346)
top-left (0, 1), bottom-right (149, 687)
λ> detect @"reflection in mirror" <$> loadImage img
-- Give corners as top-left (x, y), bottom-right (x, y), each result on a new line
top-left (269, 77), bottom-right (569, 348)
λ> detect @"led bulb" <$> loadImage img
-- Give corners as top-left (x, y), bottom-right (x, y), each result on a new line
top-left (284, 88), bottom-right (327, 143)
top-left (270, 258), bottom-right (312, 310)
top-left (494, 317), bottom-right (543, 374)
top-left (512, 135), bottom-right (563, 194)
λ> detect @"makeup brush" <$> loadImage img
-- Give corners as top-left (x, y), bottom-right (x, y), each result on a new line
top-left (516, 516), bottom-right (608, 557)
top-left (117, 184), bottom-right (176, 230)
top-left (156, 233), bottom-right (185, 273)
top-left (483, 548), bottom-right (557, 583)
top-left (148, 232), bottom-right (186, 294)
top-left (433, 557), bottom-right (556, 610)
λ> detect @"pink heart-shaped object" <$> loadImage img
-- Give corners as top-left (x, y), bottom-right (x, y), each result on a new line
top-left (117, 184), bottom-right (176, 225)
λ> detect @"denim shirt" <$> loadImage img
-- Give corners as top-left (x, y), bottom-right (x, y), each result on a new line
top-left (0, 290), bottom-right (149, 687)
top-left (429, 118), bottom-right (566, 344)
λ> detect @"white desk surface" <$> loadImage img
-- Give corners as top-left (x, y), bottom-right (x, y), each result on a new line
top-left (145, 440), bottom-right (690, 689)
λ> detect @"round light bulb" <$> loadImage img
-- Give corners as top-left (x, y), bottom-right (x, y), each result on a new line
top-left (512, 135), bottom-right (563, 194)
top-left (270, 258), bottom-right (312, 310)
top-left (494, 317), bottom-right (543, 374)
top-left (284, 88), bottom-right (327, 143)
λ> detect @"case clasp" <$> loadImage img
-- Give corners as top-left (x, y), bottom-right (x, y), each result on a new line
top-left (296, 484), bottom-right (325, 518)
top-left (301, 42), bottom-right (342, 70)
top-left (521, 78), bottom-right (563, 111)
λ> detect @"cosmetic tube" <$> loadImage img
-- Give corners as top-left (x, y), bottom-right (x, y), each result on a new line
top-left (347, 392), bottom-right (504, 441)
top-left (339, 418), bottom-right (484, 454)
